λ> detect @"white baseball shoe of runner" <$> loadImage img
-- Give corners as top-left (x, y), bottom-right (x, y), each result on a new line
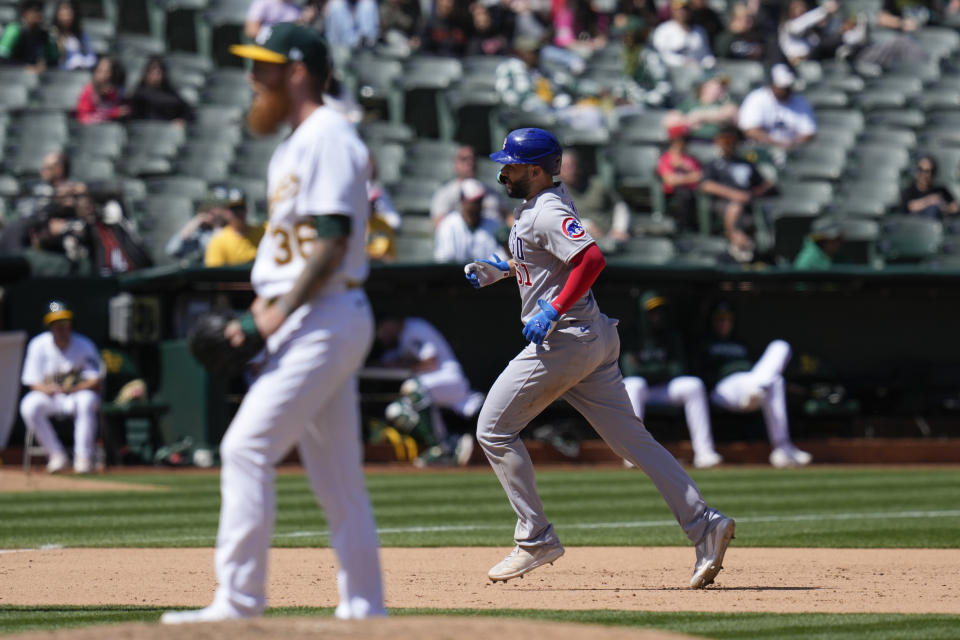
top-left (693, 450), bottom-right (723, 469)
top-left (488, 542), bottom-right (565, 582)
top-left (769, 445), bottom-right (813, 468)
top-left (690, 515), bottom-right (735, 588)
top-left (46, 452), bottom-right (68, 474)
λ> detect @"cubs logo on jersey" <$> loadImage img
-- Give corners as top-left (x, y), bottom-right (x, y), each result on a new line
top-left (561, 217), bottom-right (585, 240)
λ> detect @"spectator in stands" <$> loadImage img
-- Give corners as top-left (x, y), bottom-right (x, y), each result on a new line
top-left (551, 0), bottom-right (610, 55)
top-left (714, 3), bottom-right (767, 61)
top-left (76, 55), bottom-right (129, 125)
top-left (778, 0), bottom-right (864, 65)
top-left (418, 0), bottom-right (471, 56)
top-left (35, 150), bottom-right (71, 199)
top-left (663, 73), bottom-right (739, 142)
top-left (496, 36), bottom-right (574, 114)
top-left (430, 145), bottom-right (506, 227)
top-left (793, 216), bottom-right (844, 269)
top-left (129, 56), bottom-right (193, 125)
top-left (434, 179), bottom-right (502, 263)
top-left (367, 156), bottom-right (399, 262)
top-left (204, 187), bottom-right (265, 267)
top-left (244, 0), bottom-right (302, 40)
top-left (379, 0), bottom-right (422, 47)
top-left (67, 181), bottom-right (152, 275)
top-left (613, 15), bottom-right (670, 107)
top-left (324, 0), bottom-right (380, 51)
top-left (0, 0), bottom-right (60, 72)
top-left (700, 124), bottom-right (775, 262)
top-left (559, 148), bottom-right (631, 241)
top-left (651, 0), bottom-right (715, 68)
top-left (52, 1), bottom-right (96, 70)
top-left (466, 1), bottom-right (511, 56)
top-left (19, 300), bottom-right (103, 474)
top-left (877, 0), bottom-right (942, 30)
top-left (697, 300), bottom-right (812, 467)
top-left (657, 125), bottom-right (702, 233)
top-left (738, 63), bottom-right (816, 153)
top-left (901, 155), bottom-right (959, 220)
top-left (688, 0), bottom-right (724, 49)
top-left (165, 191), bottom-right (229, 263)
top-left (622, 291), bottom-right (722, 469)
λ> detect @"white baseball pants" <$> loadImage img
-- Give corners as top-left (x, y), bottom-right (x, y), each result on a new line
top-left (417, 364), bottom-right (484, 443)
top-left (711, 340), bottom-right (792, 449)
top-left (19, 389), bottom-right (99, 460)
top-left (622, 376), bottom-right (717, 459)
top-left (477, 316), bottom-right (723, 549)
top-left (212, 289), bottom-right (385, 619)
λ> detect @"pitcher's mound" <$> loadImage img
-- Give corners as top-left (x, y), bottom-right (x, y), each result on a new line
top-left (12, 616), bottom-right (700, 640)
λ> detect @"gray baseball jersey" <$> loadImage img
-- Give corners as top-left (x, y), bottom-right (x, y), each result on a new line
top-left (477, 181), bottom-right (725, 552)
top-left (508, 183), bottom-right (600, 326)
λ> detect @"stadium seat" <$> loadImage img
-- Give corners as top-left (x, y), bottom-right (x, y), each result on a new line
top-left (175, 157), bottom-right (231, 183)
top-left (831, 217), bottom-right (880, 266)
top-left (445, 87), bottom-right (500, 155)
top-left (145, 175), bottom-right (208, 201)
top-left (607, 236), bottom-right (677, 265)
top-left (859, 127), bottom-right (917, 148)
top-left (393, 235), bottom-right (434, 263)
top-left (616, 110), bottom-right (669, 145)
top-left (878, 216), bottom-right (944, 264)
top-left (0, 174), bottom-right (20, 198)
top-left (367, 142), bottom-right (406, 184)
top-left (867, 108), bottom-right (925, 129)
top-left (348, 53), bottom-right (403, 123)
top-left (70, 122), bottom-right (127, 160)
top-left (358, 120), bottom-right (415, 144)
top-left (32, 84), bottom-right (86, 112)
top-left (0, 85), bottom-right (29, 109)
top-left (389, 181), bottom-right (440, 217)
top-left (815, 109), bottom-right (865, 134)
top-left (134, 195), bottom-right (196, 264)
top-left (70, 155), bottom-right (116, 182)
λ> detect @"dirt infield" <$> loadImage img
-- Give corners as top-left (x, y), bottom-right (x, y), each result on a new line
top-left (0, 469), bottom-right (164, 493)
top-left (2, 546), bottom-right (958, 615)
top-left (8, 617), bottom-right (700, 640)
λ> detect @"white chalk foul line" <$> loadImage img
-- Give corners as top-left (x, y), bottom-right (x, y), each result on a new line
top-left (6, 509), bottom-right (959, 550)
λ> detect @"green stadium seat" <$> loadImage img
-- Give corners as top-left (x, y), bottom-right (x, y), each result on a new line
top-left (445, 87), bottom-right (500, 155)
top-left (831, 217), bottom-right (880, 266)
top-left (393, 235), bottom-right (434, 263)
top-left (32, 84), bottom-right (86, 112)
top-left (616, 110), bottom-right (669, 145)
top-left (914, 89), bottom-right (960, 112)
top-left (359, 120), bottom-right (415, 144)
top-left (867, 108), bottom-right (925, 129)
top-left (805, 88), bottom-right (849, 109)
top-left (0, 67), bottom-right (39, 90)
top-left (859, 128), bottom-right (917, 148)
top-left (815, 109), bottom-right (865, 134)
top-left (70, 122), bottom-right (127, 160)
top-left (0, 174), bottom-right (20, 198)
top-left (390, 181), bottom-right (440, 217)
top-left (878, 216), bottom-right (943, 264)
top-left (856, 88), bottom-right (908, 111)
top-left (200, 84), bottom-right (252, 107)
top-left (145, 175), bottom-right (208, 201)
top-left (135, 195), bottom-right (196, 264)
top-left (608, 236), bottom-right (677, 265)
top-left (348, 54), bottom-right (403, 122)
top-left (0, 85), bottom-right (29, 109)
top-left (175, 157), bottom-right (231, 183)
top-left (69, 155), bottom-right (116, 182)
top-left (367, 142), bottom-right (405, 184)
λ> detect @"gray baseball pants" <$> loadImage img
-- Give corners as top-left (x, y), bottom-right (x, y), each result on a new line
top-left (477, 315), bottom-right (721, 548)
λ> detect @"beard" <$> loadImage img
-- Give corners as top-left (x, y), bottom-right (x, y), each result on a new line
top-left (246, 84), bottom-right (291, 136)
top-left (504, 174), bottom-right (531, 199)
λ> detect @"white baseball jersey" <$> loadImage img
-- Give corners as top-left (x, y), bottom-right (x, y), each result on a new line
top-left (21, 331), bottom-right (101, 387)
top-left (433, 212), bottom-right (501, 263)
top-left (507, 183), bottom-right (601, 325)
top-left (381, 317), bottom-right (460, 370)
top-left (252, 105), bottom-right (371, 299)
top-left (738, 87), bottom-right (816, 146)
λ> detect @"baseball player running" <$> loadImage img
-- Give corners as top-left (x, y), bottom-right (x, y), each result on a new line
top-left (468, 128), bottom-right (735, 588)
top-left (162, 23), bottom-right (384, 623)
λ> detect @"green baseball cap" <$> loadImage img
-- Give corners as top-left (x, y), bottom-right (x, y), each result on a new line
top-left (230, 22), bottom-right (330, 76)
top-left (203, 184), bottom-right (246, 209)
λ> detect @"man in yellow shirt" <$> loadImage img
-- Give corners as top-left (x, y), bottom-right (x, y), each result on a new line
top-left (204, 185), bottom-right (266, 267)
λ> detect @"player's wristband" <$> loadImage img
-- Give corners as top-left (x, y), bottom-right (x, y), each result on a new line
top-left (237, 311), bottom-right (260, 337)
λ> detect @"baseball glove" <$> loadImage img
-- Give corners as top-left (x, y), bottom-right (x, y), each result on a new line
top-left (188, 311), bottom-right (265, 378)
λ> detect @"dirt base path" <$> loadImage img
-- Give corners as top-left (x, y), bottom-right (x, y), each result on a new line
top-left (2, 547), bottom-right (957, 615)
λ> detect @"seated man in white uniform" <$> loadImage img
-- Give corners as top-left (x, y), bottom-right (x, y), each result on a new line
top-left (19, 300), bottom-right (103, 474)
top-left (698, 301), bottom-right (812, 467)
top-left (434, 178), bottom-right (504, 263)
top-left (376, 316), bottom-right (484, 466)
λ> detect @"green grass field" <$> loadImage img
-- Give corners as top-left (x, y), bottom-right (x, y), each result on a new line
top-left (2, 466), bottom-right (959, 638)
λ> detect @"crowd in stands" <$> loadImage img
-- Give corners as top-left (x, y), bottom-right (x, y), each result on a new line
top-left (0, 0), bottom-right (960, 275)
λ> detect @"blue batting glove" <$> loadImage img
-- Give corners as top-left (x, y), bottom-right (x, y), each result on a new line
top-left (522, 299), bottom-right (560, 345)
top-left (479, 253), bottom-right (510, 272)
top-left (465, 271), bottom-right (481, 288)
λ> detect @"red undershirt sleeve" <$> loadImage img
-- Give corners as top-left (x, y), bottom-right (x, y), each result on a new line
top-left (551, 243), bottom-right (606, 315)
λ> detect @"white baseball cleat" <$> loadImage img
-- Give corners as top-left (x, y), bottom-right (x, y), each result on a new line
top-left (160, 605), bottom-right (248, 625)
top-left (46, 452), bottom-right (69, 474)
top-left (690, 516), bottom-right (735, 589)
top-left (693, 450), bottom-right (723, 469)
top-left (454, 434), bottom-right (475, 466)
top-left (488, 542), bottom-right (565, 582)
top-left (73, 456), bottom-right (93, 474)
top-left (769, 446), bottom-right (813, 468)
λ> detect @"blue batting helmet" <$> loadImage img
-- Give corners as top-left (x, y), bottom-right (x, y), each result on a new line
top-left (489, 128), bottom-right (563, 175)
